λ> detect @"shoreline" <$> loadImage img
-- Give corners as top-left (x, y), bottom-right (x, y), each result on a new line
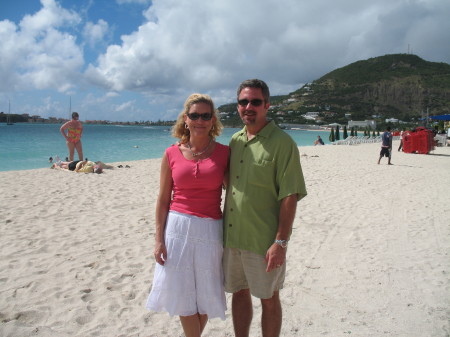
top-left (1, 141), bottom-right (449, 337)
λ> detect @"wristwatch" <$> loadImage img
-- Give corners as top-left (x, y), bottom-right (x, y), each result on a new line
top-left (274, 239), bottom-right (288, 248)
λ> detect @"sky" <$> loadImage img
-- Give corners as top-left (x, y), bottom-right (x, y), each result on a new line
top-left (1, 0), bottom-right (449, 122)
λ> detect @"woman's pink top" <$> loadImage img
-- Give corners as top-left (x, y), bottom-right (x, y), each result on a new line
top-left (166, 142), bottom-right (229, 220)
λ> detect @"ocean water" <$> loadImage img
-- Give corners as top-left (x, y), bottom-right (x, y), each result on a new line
top-left (0, 123), bottom-right (330, 172)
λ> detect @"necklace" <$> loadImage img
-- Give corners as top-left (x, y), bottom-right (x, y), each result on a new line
top-left (187, 138), bottom-right (213, 157)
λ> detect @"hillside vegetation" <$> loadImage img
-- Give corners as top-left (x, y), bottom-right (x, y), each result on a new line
top-left (219, 54), bottom-right (450, 127)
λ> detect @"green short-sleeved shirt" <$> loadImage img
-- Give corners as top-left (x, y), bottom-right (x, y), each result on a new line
top-left (223, 121), bottom-right (307, 256)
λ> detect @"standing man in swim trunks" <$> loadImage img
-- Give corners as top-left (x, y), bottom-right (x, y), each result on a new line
top-left (60, 112), bottom-right (84, 161)
top-left (378, 126), bottom-right (393, 165)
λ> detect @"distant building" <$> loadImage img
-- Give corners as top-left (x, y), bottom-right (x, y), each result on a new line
top-left (385, 118), bottom-right (399, 123)
top-left (348, 120), bottom-right (377, 129)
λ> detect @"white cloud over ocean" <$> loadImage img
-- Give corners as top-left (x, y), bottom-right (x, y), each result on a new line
top-left (1, 0), bottom-right (449, 121)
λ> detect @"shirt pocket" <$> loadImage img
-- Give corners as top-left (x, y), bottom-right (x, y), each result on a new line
top-left (248, 158), bottom-right (275, 187)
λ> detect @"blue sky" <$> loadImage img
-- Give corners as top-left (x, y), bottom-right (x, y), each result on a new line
top-left (1, 0), bottom-right (450, 122)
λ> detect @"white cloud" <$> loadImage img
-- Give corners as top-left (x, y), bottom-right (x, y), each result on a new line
top-left (0, 0), bottom-right (83, 93)
top-left (83, 19), bottom-right (109, 48)
top-left (87, 0), bottom-right (450, 104)
top-left (2, 0), bottom-right (450, 122)
top-left (115, 100), bottom-right (135, 112)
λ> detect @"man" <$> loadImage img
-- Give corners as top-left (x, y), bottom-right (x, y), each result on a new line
top-left (314, 135), bottom-right (324, 145)
top-left (378, 126), bottom-right (393, 165)
top-left (223, 79), bottom-right (307, 337)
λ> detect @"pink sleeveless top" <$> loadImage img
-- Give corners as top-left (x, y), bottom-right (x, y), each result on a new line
top-left (166, 142), bottom-right (229, 220)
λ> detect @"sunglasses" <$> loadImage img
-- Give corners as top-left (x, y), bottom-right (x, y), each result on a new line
top-left (238, 99), bottom-right (264, 107)
top-left (186, 112), bottom-right (212, 121)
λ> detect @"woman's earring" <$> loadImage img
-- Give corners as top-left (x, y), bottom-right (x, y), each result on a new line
top-left (185, 123), bottom-right (189, 129)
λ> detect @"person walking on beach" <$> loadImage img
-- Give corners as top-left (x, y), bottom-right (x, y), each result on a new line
top-left (146, 94), bottom-right (229, 337)
top-left (60, 112), bottom-right (83, 162)
top-left (223, 79), bottom-right (307, 337)
top-left (378, 126), bottom-right (393, 165)
top-left (398, 130), bottom-right (404, 152)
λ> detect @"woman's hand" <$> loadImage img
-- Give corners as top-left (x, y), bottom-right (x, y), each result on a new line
top-left (154, 241), bottom-right (167, 265)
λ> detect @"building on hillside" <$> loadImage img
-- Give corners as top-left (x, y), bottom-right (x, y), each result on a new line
top-left (302, 111), bottom-right (320, 120)
top-left (348, 120), bottom-right (377, 129)
top-left (385, 118), bottom-right (399, 123)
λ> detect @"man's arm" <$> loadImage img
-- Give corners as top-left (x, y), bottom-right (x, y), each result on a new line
top-left (265, 193), bottom-right (298, 272)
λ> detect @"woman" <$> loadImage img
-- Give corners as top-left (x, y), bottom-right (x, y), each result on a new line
top-left (146, 94), bottom-right (229, 337)
top-left (60, 112), bottom-right (84, 162)
top-left (52, 160), bottom-right (103, 173)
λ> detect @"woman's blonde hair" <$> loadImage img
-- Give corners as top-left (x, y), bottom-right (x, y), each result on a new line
top-left (172, 93), bottom-right (223, 144)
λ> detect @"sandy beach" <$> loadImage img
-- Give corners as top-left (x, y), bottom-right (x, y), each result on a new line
top-left (1, 141), bottom-right (449, 337)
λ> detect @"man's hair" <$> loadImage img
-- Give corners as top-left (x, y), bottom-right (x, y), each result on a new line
top-left (72, 112), bottom-right (79, 119)
top-left (237, 79), bottom-right (270, 103)
top-left (386, 126), bottom-right (391, 131)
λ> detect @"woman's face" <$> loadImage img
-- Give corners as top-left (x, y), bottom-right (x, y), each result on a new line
top-left (184, 102), bottom-right (215, 138)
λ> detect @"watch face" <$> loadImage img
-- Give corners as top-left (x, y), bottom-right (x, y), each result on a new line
top-left (276, 240), bottom-right (288, 248)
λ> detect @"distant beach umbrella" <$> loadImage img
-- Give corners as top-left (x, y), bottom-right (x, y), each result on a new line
top-left (335, 125), bottom-right (340, 140)
top-left (329, 128), bottom-right (335, 142)
top-left (350, 127), bottom-right (354, 137)
top-left (355, 129), bottom-right (358, 137)
top-left (343, 126), bottom-right (348, 139)
top-left (372, 130), bottom-right (376, 137)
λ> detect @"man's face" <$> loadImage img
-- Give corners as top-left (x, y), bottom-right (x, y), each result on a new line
top-left (237, 87), bottom-right (270, 130)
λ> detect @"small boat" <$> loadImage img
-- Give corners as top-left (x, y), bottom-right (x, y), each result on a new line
top-left (7, 100), bottom-right (14, 125)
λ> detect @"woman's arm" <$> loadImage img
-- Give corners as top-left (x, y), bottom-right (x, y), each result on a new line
top-left (60, 121), bottom-right (69, 140)
top-left (154, 153), bottom-right (173, 265)
top-left (75, 160), bottom-right (86, 172)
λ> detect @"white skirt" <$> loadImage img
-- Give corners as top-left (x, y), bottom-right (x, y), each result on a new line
top-left (146, 211), bottom-right (226, 320)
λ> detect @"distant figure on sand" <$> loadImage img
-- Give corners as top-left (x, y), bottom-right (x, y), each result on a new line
top-left (314, 135), bottom-right (324, 146)
top-left (398, 130), bottom-right (404, 152)
top-left (378, 126), bottom-right (393, 165)
top-left (60, 112), bottom-right (83, 161)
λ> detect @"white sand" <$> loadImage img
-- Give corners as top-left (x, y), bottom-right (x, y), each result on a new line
top-left (1, 141), bottom-right (449, 337)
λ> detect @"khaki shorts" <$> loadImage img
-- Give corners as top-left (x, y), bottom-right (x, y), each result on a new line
top-left (223, 247), bottom-right (285, 299)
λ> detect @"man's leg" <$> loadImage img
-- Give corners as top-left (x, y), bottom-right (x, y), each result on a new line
top-left (232, 289), bottom-right (253, 337)
top-left (261, 291), bottom-right (282, 337)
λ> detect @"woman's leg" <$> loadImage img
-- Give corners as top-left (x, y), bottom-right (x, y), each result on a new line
top-left (66, 141), bottom-right (75, 161)
top-left (74, 141), bottom-right (84, 161)
top-left (179, 313), bottom-right (208, 337)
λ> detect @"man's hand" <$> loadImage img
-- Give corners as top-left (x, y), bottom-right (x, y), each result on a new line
top-left (265, 243), bottom-right (286, 272)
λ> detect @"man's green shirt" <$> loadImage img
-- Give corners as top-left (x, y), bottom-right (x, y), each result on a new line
top-left (223, 121), bottom-right (307, 256)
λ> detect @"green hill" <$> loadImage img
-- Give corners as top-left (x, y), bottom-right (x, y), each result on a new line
top-left (219, 54), bottom-right (450, 127)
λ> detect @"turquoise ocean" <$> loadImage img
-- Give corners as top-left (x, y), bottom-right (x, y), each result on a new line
top-left (0, 123), bottom-right (330, 172)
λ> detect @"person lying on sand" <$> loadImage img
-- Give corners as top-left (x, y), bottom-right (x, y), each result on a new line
top-left (51, 160), bottom-right (108, 173)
